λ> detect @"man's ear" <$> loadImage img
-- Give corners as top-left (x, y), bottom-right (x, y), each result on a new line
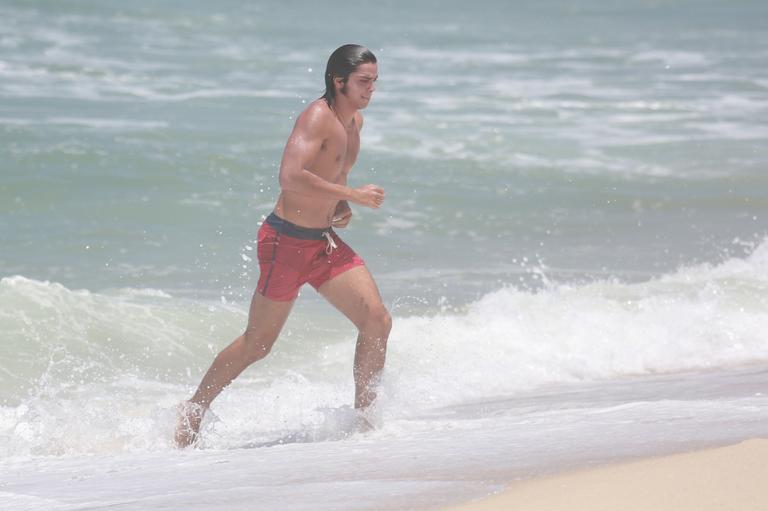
top-left (334, 76), bottom-right (344, 91)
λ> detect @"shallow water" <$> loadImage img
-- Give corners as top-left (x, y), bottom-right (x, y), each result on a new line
top-left (3, 365), bottom-right (768, 510)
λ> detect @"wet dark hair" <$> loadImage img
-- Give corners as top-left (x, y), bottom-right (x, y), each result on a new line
top-left (321, 44), bottom-right (377, 106)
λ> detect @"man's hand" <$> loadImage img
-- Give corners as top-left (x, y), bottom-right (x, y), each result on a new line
top-left (332, 201), bottom-right (353, 228)
top-left (350, 184), bottom-right (385, 209)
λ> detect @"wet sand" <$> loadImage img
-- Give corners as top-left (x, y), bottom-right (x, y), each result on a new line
top-left (440, 438), bottom-right (768, 511)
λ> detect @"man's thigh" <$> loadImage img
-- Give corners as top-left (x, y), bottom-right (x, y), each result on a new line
top-left (317, 265), bottom-right (385, 330)
top-left (246, 289), bottom-right (296, 337)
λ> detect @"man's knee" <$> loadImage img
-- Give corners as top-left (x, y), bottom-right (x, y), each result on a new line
top-left (364, 304), bottom-right (392, 336)
top-left (242, 327), bottom-right (278, 363)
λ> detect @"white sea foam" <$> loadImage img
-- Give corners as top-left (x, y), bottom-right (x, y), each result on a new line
top-left (46, 117), bottom-right (168, 130)
top-left (388, 46), bottom-right (532, 66)
top-left (629, 50), bottom-right (711, 67)
top-left (111, 287), bottom-right (174, 299)
top-left (382, 240), bottom-right (768, 411)
top-left (374, 216), bottom-right (419, 235)
top-left (487, 77), bottom-right (610, 99)
top-left (104, 86), bottom-right (294, 102)
top-left (1, 240), bottom-right (766, 456)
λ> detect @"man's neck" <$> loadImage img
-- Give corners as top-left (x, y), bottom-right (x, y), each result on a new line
top-left (330, 99), bottom-right (356, 127)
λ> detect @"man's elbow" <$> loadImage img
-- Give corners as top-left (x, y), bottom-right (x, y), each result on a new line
top-left (278, 172), bottom-right (290, 190)
top-left (278, 169), bottom-right (300, 192)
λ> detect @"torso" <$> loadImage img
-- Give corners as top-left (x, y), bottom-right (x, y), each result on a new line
top-left (274, 100), bottom-right (360, 228)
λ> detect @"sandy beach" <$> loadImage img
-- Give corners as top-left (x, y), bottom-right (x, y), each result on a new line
top-left (441, 439), bottom-right (768, 511)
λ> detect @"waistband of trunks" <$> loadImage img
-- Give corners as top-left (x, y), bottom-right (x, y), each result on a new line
top-left (265, 212), bottom-right (333, 240)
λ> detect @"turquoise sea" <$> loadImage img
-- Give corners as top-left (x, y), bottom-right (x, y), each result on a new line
top-left (2, 1), bottom-right (768, 509)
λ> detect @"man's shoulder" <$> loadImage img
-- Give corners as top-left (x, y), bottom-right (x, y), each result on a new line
top-left (291, 100), bottom-right (334, 140)
top-left (300, 99), bottom-right (334, 125)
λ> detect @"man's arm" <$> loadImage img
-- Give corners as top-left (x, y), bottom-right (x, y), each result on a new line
top-left (332, 200), bottom-right (352, 228)
top-left (278, 106), bottom-right (383, 208)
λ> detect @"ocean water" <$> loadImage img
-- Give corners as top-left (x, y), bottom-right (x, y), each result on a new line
top-left (2, 0), bottom-right (768, 509)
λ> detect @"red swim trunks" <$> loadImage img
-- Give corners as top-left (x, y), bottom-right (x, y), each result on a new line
top-left (256, 212), bottom-right (365, 301)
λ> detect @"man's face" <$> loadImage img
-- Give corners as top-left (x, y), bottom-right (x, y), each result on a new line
top-left (337, 62), bottom-right (378, 109)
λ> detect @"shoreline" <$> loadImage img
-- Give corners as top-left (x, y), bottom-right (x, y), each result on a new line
top-left (438, 438), bottom-right (768, 511)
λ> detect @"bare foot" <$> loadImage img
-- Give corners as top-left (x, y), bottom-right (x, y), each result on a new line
top-left (174, 401), bottom-right (206, 448)
top-left (355, 409), bottom-right (376, 433)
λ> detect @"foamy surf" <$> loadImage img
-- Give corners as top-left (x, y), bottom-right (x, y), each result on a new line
top-left (1, 239), bottom-right (766, 460)
top-left (2, 366), bottom-right (767, 511)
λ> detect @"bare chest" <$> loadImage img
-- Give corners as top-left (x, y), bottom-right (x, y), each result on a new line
top-left (316, 122), bottom-right (360, 178)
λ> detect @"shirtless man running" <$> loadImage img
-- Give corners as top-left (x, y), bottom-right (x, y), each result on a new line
top-left (175, 44), bottom-right (390, 447)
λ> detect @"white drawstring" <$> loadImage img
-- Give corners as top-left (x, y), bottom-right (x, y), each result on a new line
top-left (323, 231), bottom-right (337, 255)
